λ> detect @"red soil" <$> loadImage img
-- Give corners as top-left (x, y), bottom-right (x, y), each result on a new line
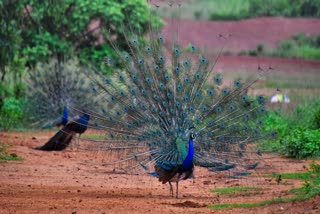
top-left (0, 131), bottom-right (319, 214)
top-left (163, 17), bottom-right (320, 52)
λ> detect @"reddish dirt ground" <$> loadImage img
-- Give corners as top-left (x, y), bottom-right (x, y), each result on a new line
top-left (215, 55), bottom-right (320, 74)
top-left (163, 17), bottom-right (320, 52)
top-left (1, 131), bottom-right (320, 214)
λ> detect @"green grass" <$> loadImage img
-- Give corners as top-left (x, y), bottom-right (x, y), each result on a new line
top-left (273, 172), bottom-right (320, 185)
top-left (81, 133), bottom-right (107, 140)
top-left (272, 45), bottom-right (320, 60)
top-left (211, 186), bottom-right (262, 195)
top-left (155, 0), bottom-right (250, 20)
top-left (210, 197), bottom-right (297, 210)
top-left (156, 0), bottom-right (320, 20)
top-left (0, 143), bottom-right (22, 162)
top-left (244, 33), bottom-right (320, 61)
top-left (210, 171), bottom-right (320, 210)
top-left (0, 154), bottom-right (22, 161)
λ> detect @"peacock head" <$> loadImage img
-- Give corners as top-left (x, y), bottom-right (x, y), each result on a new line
top-left (190, 133), bottom-right (196, 140)
top-left (188, 126), bottom-right (196, 140)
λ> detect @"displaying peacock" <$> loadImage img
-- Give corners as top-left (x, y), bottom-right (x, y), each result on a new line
top-left (76, 1), bottom-right (276, 198)
top-left (26, 59), bottom-right (98, 150)
top-left (25, 59), bottom-right (98, 128)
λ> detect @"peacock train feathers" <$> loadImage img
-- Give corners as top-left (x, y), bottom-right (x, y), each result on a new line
top-left (79, 1), bottom-right (276, 198)
top-left (25, 59), bottom-right (99, 128)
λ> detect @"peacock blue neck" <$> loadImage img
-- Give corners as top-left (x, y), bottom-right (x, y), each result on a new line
top-left (79, 114), bottom-right (90, 125)
top-left (181, 138), bottom-right (194, 170)
top-left (62, 107), bottom-right (68, 124)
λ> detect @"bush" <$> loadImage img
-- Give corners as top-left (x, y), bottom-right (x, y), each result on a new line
top-left (248, 33), bottom-right (320, 60)
top-left (0, 97), bottom-right (25, 130)
top-left (194, 10), bottom-right (202, 20)
top-left (249, 0), bottom-right (292, 17)
top-left (281, 128), bottom-right (320, 158)
top-left (262, 98), bottom-right (320, 158)
top-left (249, 0), bottom-right (320, 18)
top-left (260, 111), bottom-right (288, 151)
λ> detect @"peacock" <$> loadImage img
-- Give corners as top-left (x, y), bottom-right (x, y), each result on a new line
top-left (26, 59), bottom-right (98, 150)
top-left (75, 1), bottom-right (276, 198)
top-left (35, 112), bottom-right (90, 151)
top-left (25, 59), bottom-right (98, 129)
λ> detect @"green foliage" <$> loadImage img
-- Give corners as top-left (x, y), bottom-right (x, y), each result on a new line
top-left (21, 0), bottom-right (157, 67)
top-left (0, 143), bottom-right (22, 161)
top-left (242, 33), bottom-right (320, 60)
top-left (293, 98), bottom-right (320, 130)
top-left (0, 97), bottom-right (25, 130)
top-left (154, 0), bottom-right (251, 20)
top-left (282, 128), bottom-right (320, 158)
top-left (260, 111), bottom-right (286, 151)
top-left (262, 98), bottom-right (320, 158)
top-left (211, 186), bottom-right (262, 195)
top-left (0, 153), bottom-right (23, 161)
top-left (249, 0), bottom-right (293, 17)
top-left (314, 109), bottom-right (320, 129)
top-left (310, 161), bottom-right (320, 173)
top-left (0, 0), bottom-right (24, 80)
top-left (210, 197), bottom-right (295, 210)
top-left (158, 0), bottom-right (320, 20)
top-left (210, 168), bottom-right (320, 210)
top-left (273, 33), bottom-right (320, 60)
top-left (1, 0), bottom-right (159, 81)
top-left (249, 0), bottom-right (320, 17)
top-left (275, 170), bottom-right (320, 198)
top-left (208, 0), bottom-right (250, 21)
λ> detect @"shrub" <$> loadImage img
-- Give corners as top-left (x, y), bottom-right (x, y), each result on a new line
top-left (249, 33), bottom-right (320, 60)
top-left (0, 97), bottom-right (25, 130)
top-left (281, 128), bottom-right (320, 158)
top-left (262, 98), bottom-right (320, 158)
top-left (194, 10), bottom-right (202, 20)
top-left (249, 0), bottom-right (320, 18)
top-left (256, 44), bottom-right (264, 53)
top-left (260, 111), bottom-right (288, 151)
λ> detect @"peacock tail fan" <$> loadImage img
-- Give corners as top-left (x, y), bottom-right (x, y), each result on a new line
top-left (78, 1), bottom-right (277, 179)
top-left (25, 58), bottom-right (101, 128)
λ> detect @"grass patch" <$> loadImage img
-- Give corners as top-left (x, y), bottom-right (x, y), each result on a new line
top-left (243, 33), bottom-right (320, 61)
top-left (0, 143), bottom-right (22, 162)
top-left (0, 154), bottom-right (22, 161)
top-left (210, 196), bottom-right (307, 210)
top-left (211, 186), bottom-right (262, 195)
top-left (156, 0), bottom-right (251, 20)
top-left (81, 133), bottom-right (107, 140)
top-left (156, 0), bottom-right (320, 20)
top-left (272, 172), bottom-right (320, 185)
top-left (210, 170), bottom-right (320, 210)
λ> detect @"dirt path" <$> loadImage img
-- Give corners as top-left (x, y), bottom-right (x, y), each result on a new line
top-left (0, 131), bottom-right (319, 214)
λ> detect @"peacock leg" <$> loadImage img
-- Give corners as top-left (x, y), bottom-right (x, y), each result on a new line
top-left (73, 134), bottom-right (78, 151)
top-left (77, 134), bottom-right (81, 150)
top-left (169, 181), bottom-right (173, 197)
top-left (176, 181), bottom-right (179, 199)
